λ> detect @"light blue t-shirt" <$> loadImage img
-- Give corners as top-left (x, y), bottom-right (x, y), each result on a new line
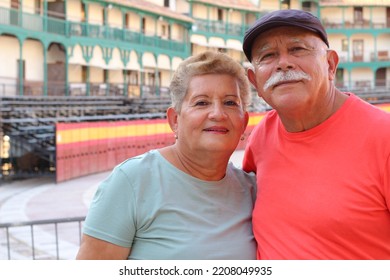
top-left (83, 149), bottom-right (257, 259)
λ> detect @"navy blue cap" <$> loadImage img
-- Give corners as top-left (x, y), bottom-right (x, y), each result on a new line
top-left (243, 9), bottom-right (329, 61)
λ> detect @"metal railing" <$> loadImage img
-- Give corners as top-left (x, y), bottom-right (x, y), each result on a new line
top-left (0, 216), bottom-right (85, 260)
top-left (0, 80), bottom-right (167, 98)
top-left (0, 6), bottom-right (187, 53)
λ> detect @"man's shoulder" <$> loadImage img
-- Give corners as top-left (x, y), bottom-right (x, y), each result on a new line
top-left (251, 109), bottom-right (279, 132)
top-left (350, 93), bottom-right (390, 120)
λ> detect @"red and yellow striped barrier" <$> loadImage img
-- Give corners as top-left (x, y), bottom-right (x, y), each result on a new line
top-left (56, 119), bottom-right (174, 182)
top-left (377, 103), bottom-right (390, 113)
top-left (56, 103), bottom-right (389, 182)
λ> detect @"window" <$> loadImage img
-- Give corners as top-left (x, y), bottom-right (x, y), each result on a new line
top-left (352, 39), bottom-right (364, 62)
top-left (125, 70), bottom-right (138, 85)
top-left (125, 13), bottom-right (130, 29)
top-left (104, 70), bottom-right (109, 83)
top-left (218, 9), bottom-right (223, 21)
top-left (160, 24), bottom-right (171, 39)
top-left (82, 66), bottom-right (87, 83)
top-left (142, 17), bottom-right (146, 34)
top-left (354, 7), bottom-right (363, 22)
top-left (341, 39), bottom-right (348, 52)
top-left (161, 25), bottom-right (166, 37)
top-left (81, 3), bottom-right (86, 22)
top-left (335, 68), bottom-right (344, 87)
top-left (35, 0), bottom-right (41, 14)
top-left (147, 73), bottom-right (155, 86)
top-left (11, 0), bottom-right (19, 9)
top-left (281, 0), bottom-right (290, 9)
top-left (302, 2), bottom-right (311, 12)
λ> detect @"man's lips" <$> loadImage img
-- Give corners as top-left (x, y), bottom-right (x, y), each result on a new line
top-left (273, 80), bottom-right (301, 89)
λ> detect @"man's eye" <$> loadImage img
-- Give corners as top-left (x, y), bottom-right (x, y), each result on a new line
top-left (290, 47), bottom-right (310, 55)
top-left (262, 53), bottom-right (275, 59)
top-left (256, 53), bottom-right (275, 63)
top-left (291, 47), bottom-right (303, 52)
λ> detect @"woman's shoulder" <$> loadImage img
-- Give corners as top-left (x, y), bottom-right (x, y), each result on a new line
top-left (101, 149), bottom-right (168, 194)
top-left (115, 149), bottom-right (160, 173)
top-left (226, 163), bottom-right (257, 200)
top-left (227, 163), bottom-right (257, 185)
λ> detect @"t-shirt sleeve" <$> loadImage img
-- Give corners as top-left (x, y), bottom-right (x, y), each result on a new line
top-left (82, 166), bottom-right (136, 248)
top-left (385, 153), bottom-right (390, 212)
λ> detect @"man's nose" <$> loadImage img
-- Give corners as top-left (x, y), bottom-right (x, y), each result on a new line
top-left (276, 53), bottom-right (295, 71)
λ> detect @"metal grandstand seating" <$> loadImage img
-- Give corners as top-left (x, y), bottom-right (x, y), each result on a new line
top-left (0, 95), bottom-right (170, 180)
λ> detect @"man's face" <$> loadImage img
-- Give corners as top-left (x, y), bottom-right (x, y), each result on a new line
top-left (248, 26), bottom-right (332, 113)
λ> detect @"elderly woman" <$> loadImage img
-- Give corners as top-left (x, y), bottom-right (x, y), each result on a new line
top-left (76, 51), bottom-right (257, 260)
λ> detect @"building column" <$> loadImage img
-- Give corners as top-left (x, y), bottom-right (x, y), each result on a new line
top-left (43, 42), bottom-right (48, 96)
top-left (65, 45), bottom-right (69, 96)
top-left (138, 52), bottom-right (144, 97)
top-left (18, 37), bottom-right (24, 96)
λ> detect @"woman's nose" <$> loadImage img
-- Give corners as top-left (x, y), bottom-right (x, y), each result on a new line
top-left (209, 103), bottom-right (227, 120)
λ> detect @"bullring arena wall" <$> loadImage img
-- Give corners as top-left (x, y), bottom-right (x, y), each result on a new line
top-left (56, 113), bottom-right (265, 182)
top-left (56, 103), bottom-right (390, 183)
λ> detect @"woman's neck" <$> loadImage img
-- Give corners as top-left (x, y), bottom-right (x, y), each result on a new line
top-left (159, 145), bottom-right (230, 181)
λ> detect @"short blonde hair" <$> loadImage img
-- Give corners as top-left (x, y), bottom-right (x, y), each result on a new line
top-left (169, 51), bottom-right (251, 112)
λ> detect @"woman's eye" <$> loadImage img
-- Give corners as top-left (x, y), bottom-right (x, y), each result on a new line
top-left (194, 101), bottom-right (209, 106)
top-left (225, 100), bottom-right (239, 106)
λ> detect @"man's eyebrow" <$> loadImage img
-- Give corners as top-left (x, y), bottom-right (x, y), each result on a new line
top-left (291, 38), bottom-right (302, 43)
top-left (252, 44), bottom-right (272, 56)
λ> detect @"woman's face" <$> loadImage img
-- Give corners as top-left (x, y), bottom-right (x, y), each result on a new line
top-left (169, 73), bottom-right (248, 155)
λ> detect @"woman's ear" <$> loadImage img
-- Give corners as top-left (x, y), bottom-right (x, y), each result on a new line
top-left (242, 111), bottom-right (249, 134)
top-left (166, 107), bottom-right (179, 134)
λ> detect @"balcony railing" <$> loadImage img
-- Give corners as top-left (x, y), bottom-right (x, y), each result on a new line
top-left (323, 19), bottom-right (390, 30)
top-left (0, 6), bottom-right (187, 53)
top-left (337, 51), bottom-right (390, 64)
top-left (193, 18), bottom-right (250, 38)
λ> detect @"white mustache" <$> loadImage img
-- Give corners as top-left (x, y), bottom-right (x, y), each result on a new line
top-left (263, 70), bottom-right (312, 91)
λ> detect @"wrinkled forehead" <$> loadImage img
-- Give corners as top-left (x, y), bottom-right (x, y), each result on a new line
top-left (252, 26), bottom-right (325, 51)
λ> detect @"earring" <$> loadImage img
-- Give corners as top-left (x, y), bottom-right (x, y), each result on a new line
top-left (175, 134), bottom-right (178, 140)
top-left (240, 135), bottom-right (245, 141)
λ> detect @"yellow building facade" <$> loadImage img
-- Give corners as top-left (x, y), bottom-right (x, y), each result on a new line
top-left (0, 0), bottom-right (389, 96)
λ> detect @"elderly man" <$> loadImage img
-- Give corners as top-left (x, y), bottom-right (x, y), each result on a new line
top-left (242, 9), bottom-right (390, 259)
